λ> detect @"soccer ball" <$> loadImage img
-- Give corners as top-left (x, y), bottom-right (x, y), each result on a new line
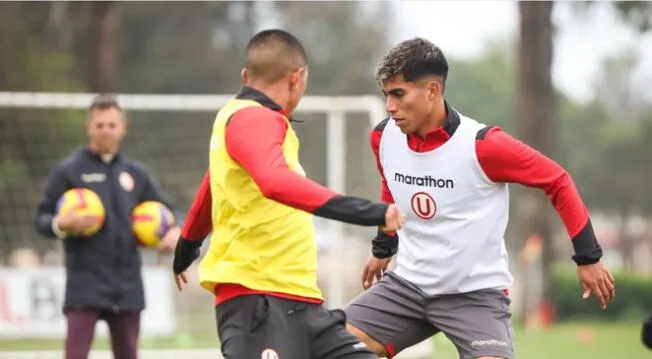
top-left (56, 188), bottom-right (106, 236)
top-left (131, 201), bottom-right (175, 247)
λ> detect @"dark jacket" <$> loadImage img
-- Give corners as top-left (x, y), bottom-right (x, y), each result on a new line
top-left (35, 146), bottom-right (175, 312)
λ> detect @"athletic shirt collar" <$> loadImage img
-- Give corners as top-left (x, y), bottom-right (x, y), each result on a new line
top-left (235, 86), bottom-right (299, 122)
top-left (406, 100), bottom-right (461, 151)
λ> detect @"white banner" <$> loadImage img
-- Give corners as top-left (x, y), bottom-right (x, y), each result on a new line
top-left (0, 267), bottom-right (175, 338)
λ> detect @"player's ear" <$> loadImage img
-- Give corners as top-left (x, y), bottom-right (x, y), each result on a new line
top-left (288, 68), bottom-right (302, 91)
top-left (426, 80), bottom-right (440, 101)
top-left (240, 68), bottom-right (248, 84)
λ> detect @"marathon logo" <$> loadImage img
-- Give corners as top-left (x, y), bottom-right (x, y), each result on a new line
top-left (394, 172), bottom-right (454, 189)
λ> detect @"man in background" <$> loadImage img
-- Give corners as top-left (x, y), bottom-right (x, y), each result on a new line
top-left (35, 94), bottom-right (180, 359)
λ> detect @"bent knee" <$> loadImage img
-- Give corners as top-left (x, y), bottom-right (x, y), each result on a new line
top-left (346, 323), bottom-right (388, 357)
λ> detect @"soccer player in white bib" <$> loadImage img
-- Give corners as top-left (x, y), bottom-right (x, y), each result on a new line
top-left (343, 38), bottom-right (616, 359)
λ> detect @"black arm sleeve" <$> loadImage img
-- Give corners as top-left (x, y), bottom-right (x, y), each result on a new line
top-left (571, 220), bottom-right (603, 265)
top-left (35, 164), bottom-right (69, 238)
top-left (371, 228), bottom-right (398, 259)
top-left (313, 195), bottom-right (387, 226)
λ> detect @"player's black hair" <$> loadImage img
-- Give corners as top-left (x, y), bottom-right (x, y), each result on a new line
top-left (245, 29), bottom-right (308, 83)
top-left (376, 37), bottom-right (449, 92)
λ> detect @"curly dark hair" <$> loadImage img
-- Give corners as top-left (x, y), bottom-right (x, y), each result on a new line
top-left (376, 38), bottom-right (449, 91)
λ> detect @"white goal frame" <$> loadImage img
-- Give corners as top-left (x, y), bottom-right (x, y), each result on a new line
top-left (0, 91), bottom-right (386, 309)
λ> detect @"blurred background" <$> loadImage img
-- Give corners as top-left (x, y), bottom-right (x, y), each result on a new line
top-left (1, 1), bottom-right (651, 358)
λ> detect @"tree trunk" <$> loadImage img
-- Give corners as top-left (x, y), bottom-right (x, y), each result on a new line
top-left (89, 1), bottom-right (118, 93)
top-left (516, 1), bottom-right (555, 323)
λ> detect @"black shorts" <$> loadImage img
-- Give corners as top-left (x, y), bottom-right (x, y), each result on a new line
top-left (216, 294), bottom-right (376, 359)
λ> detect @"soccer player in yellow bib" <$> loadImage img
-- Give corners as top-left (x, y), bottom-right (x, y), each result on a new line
top-left (172, 29), bottom-right (405, 359)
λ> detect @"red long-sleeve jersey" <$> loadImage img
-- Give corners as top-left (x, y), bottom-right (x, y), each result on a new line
top-left (181, 87), bottom-right (388, 242)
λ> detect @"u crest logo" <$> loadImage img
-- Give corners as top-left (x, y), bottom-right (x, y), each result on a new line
top-left (411, 192), bottom-right (436, 219)
top-left (261, 348), bottom-right (279, 359)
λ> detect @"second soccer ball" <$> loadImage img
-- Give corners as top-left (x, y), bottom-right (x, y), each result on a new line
top-left (132, 201), bottom-right (175, 247)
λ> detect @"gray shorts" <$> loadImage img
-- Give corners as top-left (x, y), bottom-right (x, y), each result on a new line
top-left (344, 272), bottom-right (515, 359)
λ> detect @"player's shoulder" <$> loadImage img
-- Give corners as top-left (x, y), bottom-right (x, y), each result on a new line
top-left (465, 114), bottom-right (504, 141)
top-left (476, 125), bottom-right (499, 140)
top-left (372, 117), bottom-right (391, 132)
top-left (370, 117), bottom-right (391, 149)
top-left (228, 105), bottom-right (286, 128)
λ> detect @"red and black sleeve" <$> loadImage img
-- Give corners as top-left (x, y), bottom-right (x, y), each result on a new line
top-left (180, 170), bottom-right (213, 241)
top-left (370, 118), bottom-right (395, 205)
top-left (370, 118), bottom-right (398, 259)
top-left (224, 106), bottom-right (387, 226)
top-left (476, 126), bottom-right (602, 265)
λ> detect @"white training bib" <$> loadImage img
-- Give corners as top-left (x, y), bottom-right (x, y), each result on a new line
top-left (379, 112), bottom-right (513, 295)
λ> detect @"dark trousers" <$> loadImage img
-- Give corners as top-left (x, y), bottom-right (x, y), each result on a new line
top-left (65, 308), bottom-right (141, 359)
top-left (643, 313), bottom-right (652, 349)
top-left (216, 295), bottom-right (376, 359)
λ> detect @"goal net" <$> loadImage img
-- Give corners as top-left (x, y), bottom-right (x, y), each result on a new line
top-left (0, 91), bottom-right (403, 348)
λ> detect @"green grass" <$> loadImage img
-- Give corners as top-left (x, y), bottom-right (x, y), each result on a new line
top-left (432, 321), bottom-right (648, 359)
top-left (2, 321), bottom-right (649, 359)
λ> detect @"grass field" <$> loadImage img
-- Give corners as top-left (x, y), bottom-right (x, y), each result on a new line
top-left (1, 321), bottom-right (649, 359)
top-left (432, 321), bottom-right (649, 359)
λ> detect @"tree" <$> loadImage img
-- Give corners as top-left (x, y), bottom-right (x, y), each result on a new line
top-left (88, 1), bottom-right (118, 92)
top-left (516, 1), bottom-right (556, 321)
top-left (0, 2), bottom-right (84, 263)
top-left (515, 0), bottom-right (652, 323)
top-left (446, 39), bottom-right (517, 134)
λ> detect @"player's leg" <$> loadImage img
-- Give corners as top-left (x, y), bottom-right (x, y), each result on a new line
top-left (643, 313), bottom-right (652, 349)
top-left (307, 306), bottom-right (376, 358)
top-left (216, 294), bottom-right (310, 359)
top-left (64, 308), bottom-right (100, 359)
top-left (105, 309), bottom-right (141, 359)
top-left (427, 289), bottom-right (515, 359)
top-left (343, 272), bottom-right (438, 358)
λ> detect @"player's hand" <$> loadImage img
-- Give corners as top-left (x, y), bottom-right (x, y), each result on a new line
top-left (172, 236), bottom-right (203, 290)
top-left (158, 227), bottom-right (181, 251)
top-left (174, 272), bottom-right (188, 291)
top-left (56, 212), bottom-right (99, 233)
top-left (362, 256), bottom-right (392, 290)
top-left (380, 204), bottom-right (405, 233)
top-left (577, 261), bottom-right (615, 310)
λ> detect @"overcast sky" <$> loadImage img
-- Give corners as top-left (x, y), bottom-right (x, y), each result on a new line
top-left (391, 1), bottom-right (652, 104)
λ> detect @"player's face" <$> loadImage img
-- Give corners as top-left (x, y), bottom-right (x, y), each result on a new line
top-left (382, 75), bottom-right (432, 135)
top-left (86, 107), bottom-right (126, 154)
top-left (287, 66), bottom-right (308, 115)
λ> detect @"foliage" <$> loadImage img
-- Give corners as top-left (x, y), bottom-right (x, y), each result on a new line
top-left (433, 320), bottom-right (649, 359)
top-left (0, 2), bottom-right (85, 262)
top-left (446, 39), bottom-right (517, 134)
top-left (613, 1), bottom-right (652, 31)
top-left (551, 265), bottom-right (652, 321)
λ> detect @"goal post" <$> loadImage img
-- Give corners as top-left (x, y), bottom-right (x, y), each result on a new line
top-left (0, 91), bottom-right (386, 309)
